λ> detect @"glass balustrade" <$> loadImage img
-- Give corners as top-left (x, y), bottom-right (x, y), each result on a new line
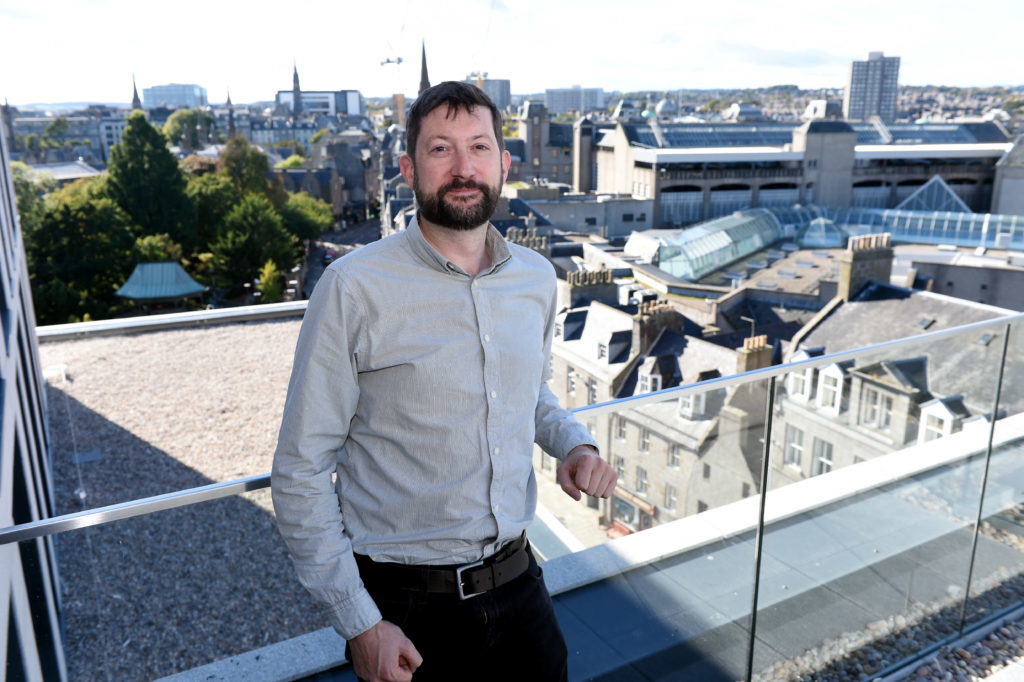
top-left (6, 314), bottom-right (1024, 681)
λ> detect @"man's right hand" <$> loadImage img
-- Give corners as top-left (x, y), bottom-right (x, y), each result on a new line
top-left (349, 620), bottom-right (423, 682)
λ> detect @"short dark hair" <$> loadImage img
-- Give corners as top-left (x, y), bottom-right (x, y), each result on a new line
top-left (405, 81), bottom-right (504, 160)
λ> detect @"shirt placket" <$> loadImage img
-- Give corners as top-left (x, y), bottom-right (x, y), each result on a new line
top-left (471, 276), bottom-right (506, 549)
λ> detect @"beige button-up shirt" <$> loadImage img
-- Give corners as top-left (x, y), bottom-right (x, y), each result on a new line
top-left (271, 217), bottom-right (595, 640)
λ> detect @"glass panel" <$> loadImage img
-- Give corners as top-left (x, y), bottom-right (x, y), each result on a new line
top-left (965, 319), bottom-right (1024, 628)
top-left (754, 323), bottom-right (1003, 678)
top-left (43, 491), bottom-right (325, 681)
top-left (544, 379), bottom-right (772, 680)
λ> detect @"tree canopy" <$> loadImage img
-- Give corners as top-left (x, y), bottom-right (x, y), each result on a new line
top-left (210, 194), bottom-right (296, 291)
top-left (106, 110), bottom-right (197, 249)
top-left (217, 136), bottom-right (270, 195)
top-left (164, 109), bottom-right (217, 151)
top-left (279, 191), bottom-right (333, 241)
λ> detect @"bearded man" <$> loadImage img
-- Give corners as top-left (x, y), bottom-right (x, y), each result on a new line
top-left (272, 81), bottom-right (617, 682)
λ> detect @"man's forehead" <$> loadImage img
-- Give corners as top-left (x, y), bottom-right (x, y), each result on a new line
top-left (420, 105), bottom-right (495, 136)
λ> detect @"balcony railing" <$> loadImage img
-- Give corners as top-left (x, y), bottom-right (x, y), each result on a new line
top-left (7, 309), bottom-right (1024, 681)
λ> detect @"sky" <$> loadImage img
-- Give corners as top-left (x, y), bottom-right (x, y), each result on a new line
top-left (2, 0), bottom-right (1022, 107)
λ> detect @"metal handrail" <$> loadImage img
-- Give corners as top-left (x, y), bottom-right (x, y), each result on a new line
top-left (6, 310), bottom-right (1021, 546)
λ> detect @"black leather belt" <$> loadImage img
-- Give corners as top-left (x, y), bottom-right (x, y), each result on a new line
top-left (355, 534), bottom-right (531, 600)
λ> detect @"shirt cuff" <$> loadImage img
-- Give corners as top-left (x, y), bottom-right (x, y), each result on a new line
top-left (325, 587), bottom-right (383, 641)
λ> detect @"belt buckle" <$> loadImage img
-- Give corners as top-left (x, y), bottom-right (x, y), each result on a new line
top-left (455, 559), bottom-right (486, 600)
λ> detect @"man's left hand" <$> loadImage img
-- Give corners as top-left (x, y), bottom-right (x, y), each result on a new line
top-left (557, 445), bottom-right (617, 501)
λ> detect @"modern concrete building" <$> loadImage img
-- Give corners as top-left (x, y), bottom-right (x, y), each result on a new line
top-left (274, 90), bottom-right (365, 117)
top-left (590, 118), bottom-right (1014, 226)
top-left (545, 86), bottom-right (606, 115)
top-left (142, 83), bottom-right (208, 110)
top-left (843, 51), bottom-right (900, 122)
top-left (465, 75), bottom-right (511, 111)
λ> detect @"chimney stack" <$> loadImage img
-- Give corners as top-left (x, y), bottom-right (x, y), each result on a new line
top-left (838, 232), bottom-right (893, 301)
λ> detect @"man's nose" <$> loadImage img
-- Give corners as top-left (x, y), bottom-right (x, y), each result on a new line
top-left (451, 148), bottom-right (474, 178)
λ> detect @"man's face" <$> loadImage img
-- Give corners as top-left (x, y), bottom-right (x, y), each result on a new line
top-left (400, 105), bottom-right (511, 231)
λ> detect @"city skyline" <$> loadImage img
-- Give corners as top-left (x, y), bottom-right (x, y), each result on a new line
top-left (3, 0), bottom-right (1023, 107)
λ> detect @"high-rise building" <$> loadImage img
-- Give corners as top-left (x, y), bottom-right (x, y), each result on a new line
top-left (843, 51), bottom-right (900, 122)
top-left (141, 83), bottom-right (208, 110)
top-left (545, 86), bottom-right (605, 115)
top-left (464, 75), bottom-right (511, 111)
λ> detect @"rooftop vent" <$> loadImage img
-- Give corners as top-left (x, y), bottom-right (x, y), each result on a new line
top-left (918, 317), bottom-right (936, 330)
top-left (777, 269), bottom-right (798, 279)
top-left (756, 281), bottom-right (779, 290)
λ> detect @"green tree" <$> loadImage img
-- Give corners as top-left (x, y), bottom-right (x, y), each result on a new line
top-left (135, 233), bottom-right (183, 262)
top-left (210, 194), bottom-right (296, 291)
top-left (11, 162), bottom-right (56, 236)
top-left (44, 117), bottom-right (71, 146)
top-left (279, 191), bottom-right (333, 241)
top-left (274, 154), bottom-right (306, 169)
top-left (217, 136), bottom-right (271, 195)
top-left (164, 108), bottom-right (216, 151)
top-left (257, 259), bottom-right (283, 303)
top-left (185, 173), bottom-right (242, 252)
top-left (310, 128), bottom-right (329, 144)
top-left (27, 178), bottom-right (135, 323)
top-left (106, 110), bottom-right (197, 250)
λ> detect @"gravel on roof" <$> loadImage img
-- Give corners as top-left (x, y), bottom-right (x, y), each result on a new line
top-left (41, 318), bottom-right (330, 681)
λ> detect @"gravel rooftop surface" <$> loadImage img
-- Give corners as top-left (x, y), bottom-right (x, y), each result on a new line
top-left (41, 318), bottom-right (323, 682)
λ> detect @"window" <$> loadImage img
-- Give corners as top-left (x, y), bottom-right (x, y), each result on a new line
top-left (638, 373), bottom-right (662, 394)
top-left (702, 463), bottom-right (711, 480)
top-left (789, 368), bottom-right (812, 398)
top-left (924, 414), bottom-right (945, 442)
top-left (566, 367), bottom-right (577, 394)
top-left (636, 466), bottom-right (648, 494)
top-left (554, 322), bottom-right (563, 338)
top-left (615, 416), bottom-right (626, 440)
top-left (697, 501), bottom-right (708, 513)
top-left (622, 213), bottom-right (634, 222)
top-left (586, 378), bottom-right (598, 405)
top-left (664, 484), bottom-right (677, 510)
top-left (784, 424), bottom-right (804, 468)
top-left (614, 455), bottom-right (625, 478)
top-left (597, 342), bottom-right (608, 360)
top-left (637, 213), bottom-right (646, 222)
top-left (819, 374), bottom-right (839, 409)
top-left (863, 388), bottom-right (893, 429)
top-left (638, 428), bottom-right (651, 452)
top-left (812, 438), bottom-right (834, 476)
top-left (678, 393), bottom-right (705, 418)
top-left (587, 420), bottom-right (597, 437)
top-left (584, 217), bottom-right (597, 226)
top-left (668, 445), bottom-right (681, 467)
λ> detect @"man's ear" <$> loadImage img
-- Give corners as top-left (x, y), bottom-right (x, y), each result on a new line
top-left (501, 149), bottom-right (511, 183)
top-left (400, 154), bottom-right (414, 186)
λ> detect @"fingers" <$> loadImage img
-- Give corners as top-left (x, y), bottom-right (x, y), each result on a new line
top-left (400, 640), bottom-right (424, 670)
top-left (556, 461), bottom-right (582, 501)
top-left (559, 452), bottom-right (618, 500)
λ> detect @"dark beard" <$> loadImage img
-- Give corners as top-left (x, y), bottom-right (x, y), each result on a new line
top-left (414, 178), bottom-right (500, 231)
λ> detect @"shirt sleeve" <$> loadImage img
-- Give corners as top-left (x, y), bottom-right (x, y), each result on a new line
top-left (533, 277), bottom-right (598, 461)
top-left (271, 267), bottom-right (382, 641)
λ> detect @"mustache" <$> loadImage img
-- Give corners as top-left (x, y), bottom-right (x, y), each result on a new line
top-left (440, 179), bottom-right (485, 195)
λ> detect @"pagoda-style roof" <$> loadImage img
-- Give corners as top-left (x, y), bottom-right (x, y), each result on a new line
top-left (116, 262), bottom-right (206, 301)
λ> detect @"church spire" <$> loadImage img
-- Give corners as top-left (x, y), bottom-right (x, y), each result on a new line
top-left (131, 75), bottom-right (142, 110)
top-left (226, 90), bottom-right (236, 139)
top-left (292, 62), bottom-right (303, 117)
top-left (419, 41), bottom-right (431, 95)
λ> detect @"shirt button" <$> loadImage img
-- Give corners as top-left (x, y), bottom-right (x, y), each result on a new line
top-left (494, 504), bottom-right (501, 513)
top-left (490, 390), bottom-right (497, 398)
top-left (494, 447), bottom-right (501, 455)
top-left (484, 334), bottom-right (491, 342)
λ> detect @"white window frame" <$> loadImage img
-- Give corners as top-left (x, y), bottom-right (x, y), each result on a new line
top-left (812, 438), bottom-right (833, 476)
top-left (638, 428), bottom-right (651, 452)
top-left (668, 444), bottom-right (681, 467)
top-left (636, 466), bottom-right (648, 494)
top-left (664, 484), bottom-right (677, 510)
top-left (784, 424), bottom-right (804, 468)
top-left (639, 373), bottom-right (662, 394)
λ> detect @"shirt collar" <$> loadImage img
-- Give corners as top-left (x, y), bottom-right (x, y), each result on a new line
top-left (405, 214), bottom-right (512, 277)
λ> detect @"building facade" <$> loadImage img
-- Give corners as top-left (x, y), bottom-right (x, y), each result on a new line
top-left (142, 83), bottom-right (208, 110)
top-left (545, 86), bottom-right (606, 115)
top-left (843, 51), bottom-right (900, 122)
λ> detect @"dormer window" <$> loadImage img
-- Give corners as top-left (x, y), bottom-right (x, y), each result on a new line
top-left (597, 342), bottom-right (608, 360)
top-left (638, 373), bottom-right (662, 394)
top-left (788, 367), bottom-right (813, 400)
top-left (554, 322), bottom-right (563, 338)
top-left (862, 387), bottom-right (893, 429)
top-left (678, 392), bottom-right (706, 419)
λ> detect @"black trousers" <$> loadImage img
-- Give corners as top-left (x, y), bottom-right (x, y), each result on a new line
top-left (347, 546), bottom-right (569, 681)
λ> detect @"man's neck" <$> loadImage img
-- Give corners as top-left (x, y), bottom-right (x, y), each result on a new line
top-left (418, 215), bottom-right (491, 277)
